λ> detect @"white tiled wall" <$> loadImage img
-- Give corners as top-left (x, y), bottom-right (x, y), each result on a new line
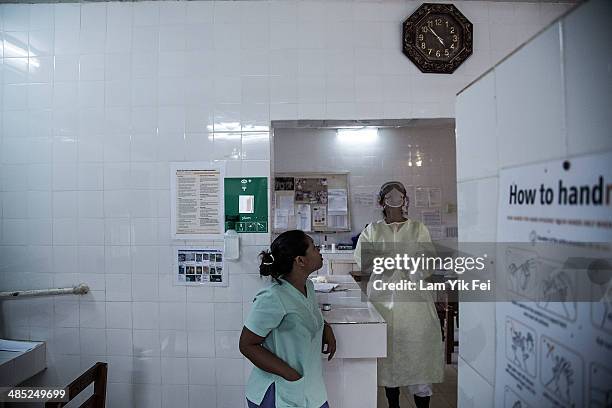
top-left (455, 0), bottom-right (611, 406)
top-left (274, 125), bottom-right (458, 242)
top-left (0, 1), bottom-right (575, 406)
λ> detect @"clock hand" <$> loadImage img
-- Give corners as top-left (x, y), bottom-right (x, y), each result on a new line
top-left (428, 26), bottom-right (445, 46)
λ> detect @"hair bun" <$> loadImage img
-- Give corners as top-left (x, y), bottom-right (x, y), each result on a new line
top-left (258, 230), bottom-right (310, 284)
top-left (262, 252), bottom-right (275, 265)
top-left (259, 250), bottom-right (275, 277)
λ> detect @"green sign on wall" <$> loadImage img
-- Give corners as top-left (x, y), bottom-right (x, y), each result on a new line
top-left (224, 177), bottom-right (268, 233)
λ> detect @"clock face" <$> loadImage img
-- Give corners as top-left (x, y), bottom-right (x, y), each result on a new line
top-left (415, 14), bottom-right (462, 61)
top-left (402, 3), bottom-right (473, 74)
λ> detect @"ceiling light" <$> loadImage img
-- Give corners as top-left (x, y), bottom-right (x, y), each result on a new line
top-left (336, 127), bottom-right (378, 144)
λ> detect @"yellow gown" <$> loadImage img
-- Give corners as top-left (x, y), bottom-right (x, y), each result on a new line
top-left (354, 219), bottom-right (445, 387)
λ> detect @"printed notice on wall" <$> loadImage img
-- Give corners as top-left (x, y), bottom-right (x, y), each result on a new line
top-left (428, 187), bottom-right (442, 207)
top-left (415, 187), bottom-right (429, 208)
top-left (296, 204), bottom-right (312, 231)
top-left (177, 170), bottom-right (220, 233)
top-left (312, 205), bottom-right (327, 229)
top-left (494, 152), bottom-right (612, 408)
top-left (170, 162), bottom-right (225, 240)
top-left (175, 247), bottom-right (227, 287)
top-left (328, 189), bottom-right (348, 212)
top-left (421, 208), bottom-right (442, 227)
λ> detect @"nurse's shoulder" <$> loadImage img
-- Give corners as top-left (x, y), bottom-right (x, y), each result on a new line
top-left (305, 278), bottom-right (315, 292)
top-left (251, 280), bottom-right (283, 303)
top-left (250, 279), bottom-right (300, 311)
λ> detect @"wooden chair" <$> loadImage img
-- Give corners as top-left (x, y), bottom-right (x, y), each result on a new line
top-left (435, 287), bottom-right (459, 364)
top-left (445, 302), bottom-right (459, 364)
top-left (45, 362), bottom-right (107, 408)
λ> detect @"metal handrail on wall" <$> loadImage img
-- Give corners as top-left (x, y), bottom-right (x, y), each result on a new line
top-left (0, 284), bottom-right (89, 299)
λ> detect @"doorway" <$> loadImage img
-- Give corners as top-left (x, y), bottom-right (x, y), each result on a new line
top-left (270, 119), bottom-right (459, 408)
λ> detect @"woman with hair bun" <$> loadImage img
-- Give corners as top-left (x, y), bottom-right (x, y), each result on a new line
top-left (240, 230), bottom-right (336, 408)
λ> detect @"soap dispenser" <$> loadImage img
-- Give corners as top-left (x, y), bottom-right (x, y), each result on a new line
top-left (224, 230), bottom-right (240, 260)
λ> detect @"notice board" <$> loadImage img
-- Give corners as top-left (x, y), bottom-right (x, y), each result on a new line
top-left (273, 172), bottom-right (351, 233)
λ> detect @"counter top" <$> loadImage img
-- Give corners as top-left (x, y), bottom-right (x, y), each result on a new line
top-left (322, 306), bottom-right (385, 324)
top-left (313, 275), bottom-right (385, 325)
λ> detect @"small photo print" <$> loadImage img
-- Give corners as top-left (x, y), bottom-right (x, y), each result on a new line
top-left (215, 254), bottom-right (223, 262)
top-left (178, 275), bottom-right (186, 282)
top-left (203, 266), bottom-right (210, 274)
top-left (178, 265), bottom-right (185, 275)
top-left (196, 266), bottom-right (202, 274)
top-left (178, 253), bottom-right (186, 262)
top-left (185, 253), bottom-right (195, 262)
top-left (210, 275), bottom-right (222, 283)
top-left (186, 275), bottom-right (196, 282)
top-left (187, 266), bottom-right (195, 274)
top-left (214, 267), bottom-right (223, 275)
top-left (195, 275), bottom-right (202, 282)
top-left (275, 177), bottom-right (295, 191)
top-left (196, 253), bottom-right (202, 262)
top-left (203, 253), bottom-right (209, 261)
top-left (209, 267), bottom-right (216, 274)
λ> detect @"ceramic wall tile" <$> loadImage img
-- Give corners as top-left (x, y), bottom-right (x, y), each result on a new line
top-left (0, 2), bottom-right (591, 407)
top-left (563, 0), bottom-right (612, 155)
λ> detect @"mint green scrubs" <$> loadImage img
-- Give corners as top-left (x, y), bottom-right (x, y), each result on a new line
top-left (245, 279), bottom-right (327, 408)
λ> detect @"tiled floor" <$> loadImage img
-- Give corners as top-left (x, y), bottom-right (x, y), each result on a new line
top-left (376, 356), bottom-right (458, 408)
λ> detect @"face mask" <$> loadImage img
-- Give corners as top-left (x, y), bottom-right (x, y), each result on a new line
top-left (384, 188), bottom-right (405, 208)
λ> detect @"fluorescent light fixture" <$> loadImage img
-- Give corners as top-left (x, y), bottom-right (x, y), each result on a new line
top-left (336, 127), bottom-right (378, 143)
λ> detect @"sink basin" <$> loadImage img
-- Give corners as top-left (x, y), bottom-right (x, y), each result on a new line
top-left (0, 340), bottom-right (46, 387)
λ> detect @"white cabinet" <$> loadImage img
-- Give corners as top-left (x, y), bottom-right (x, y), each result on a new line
top-left (316, 275), bottom-right (386, 408)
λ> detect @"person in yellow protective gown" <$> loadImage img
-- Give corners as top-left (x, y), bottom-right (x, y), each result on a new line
top-left (354, 181), bottom-right (444, 408)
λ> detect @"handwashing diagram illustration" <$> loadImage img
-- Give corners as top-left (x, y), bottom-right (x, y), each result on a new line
top-left (537, 260), bottom-right (577, 322)
top-left (506, 317), bottom-right (536, 378)
top-left (504, 248), bottom-right (578, 323)
top-left (540, 336), bottom-right (583, 407)
top-left (504, 386), bottom-right (531, 408)
top-left (506, 247), bottom-right (537, 299)
top-left (589, 363), bottom-right (612, 408)
top-left (591, 284), bottom-right (612, 335)
top-left (589, 259), bottom-right (612, 334)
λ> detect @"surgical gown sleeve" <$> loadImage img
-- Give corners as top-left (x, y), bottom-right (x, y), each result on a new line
top-left (417, 223), bottom-right (437, 279)
top-left (354, 224), bottom-right (373, 270)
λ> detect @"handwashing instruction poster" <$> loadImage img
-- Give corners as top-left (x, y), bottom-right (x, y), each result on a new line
top-left (494, 152), bottom-right (612, 408)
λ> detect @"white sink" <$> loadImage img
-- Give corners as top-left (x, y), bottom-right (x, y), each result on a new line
top-left (0, 340), bottom-right (46, 387)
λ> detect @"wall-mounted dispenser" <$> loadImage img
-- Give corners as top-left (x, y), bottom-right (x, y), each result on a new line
top-left (224, 229), bottom-right (240, 260)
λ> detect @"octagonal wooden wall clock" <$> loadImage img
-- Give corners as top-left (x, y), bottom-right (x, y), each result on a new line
top-left (402, 3), bottom-right (473, 74)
